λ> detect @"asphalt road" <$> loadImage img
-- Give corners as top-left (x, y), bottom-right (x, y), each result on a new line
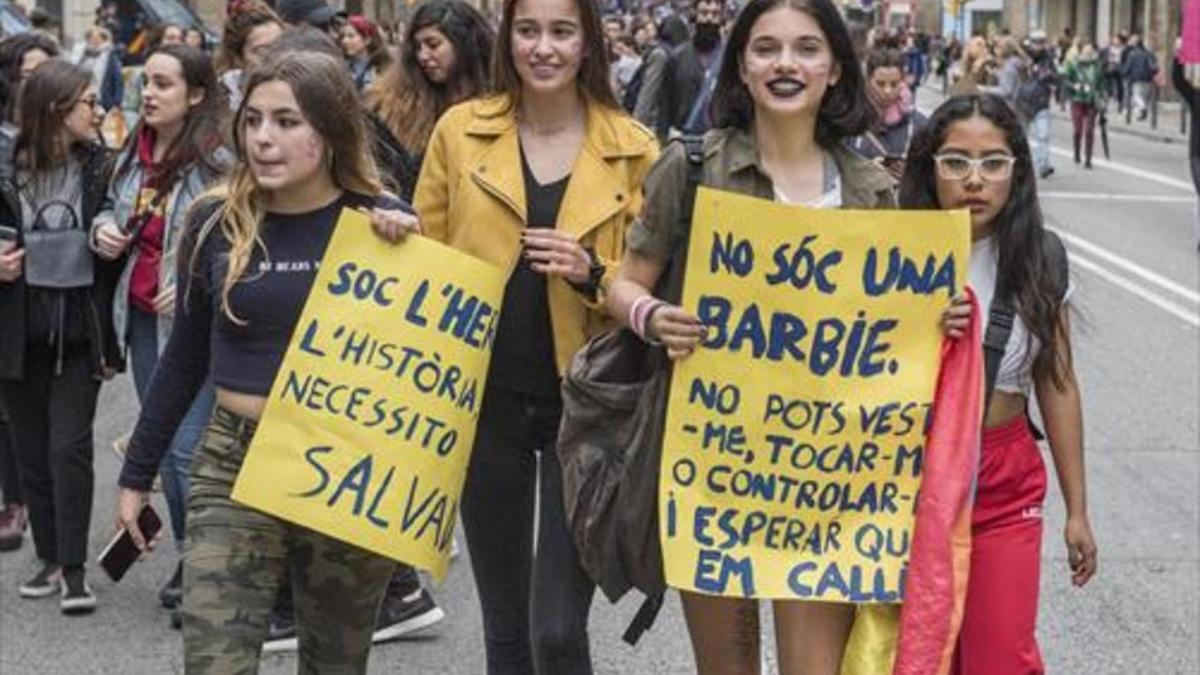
top-left (1, 90), bottom-right (1197, 674)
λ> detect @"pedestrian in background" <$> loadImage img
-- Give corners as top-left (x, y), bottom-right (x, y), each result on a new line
top-left (657, 0), bottom-right (726, 139)
top-left (412, 0), bottom-right (659, 669)
top-left (1018, 30), bottom-right (1059, 179)
top-left (1064, 42), bottom-right (1107, 169)
top-left (985, 36), bottom-right (1027, 104)
top-left (1101, 32), bottom-right (1126, 112)
top-left (849, 47), bottom-right (927, 180)
top-left (0, 60), bottom-right (122, 616)
top-left (184, 28), bottom-right (206, 51)
top-left (0, 32), bottom-right (59, 124)
top-left (610, 34), bottom-right (642, 101)
top-left (216, 0), bottom-right (285, 112)
top-left (70, 25), bottom-right (125, 115)
top-left (626, 13), bottom-right (688, 130)
top-left (113, 50), bottom-right (418, 674)
top-left (901, 92), bottom-right (1098, 675)
top-left (1122, 34), bottom-right (1159, 120)
top-left (92, 44), bottom-right (230, 626)
top-left (950, 35), bottom-right (995, 96)
top-left (903, 33), bottom-right (926, 87)
top-left (366, 0), bottom-right (493, 201)
top-left (0, 33), bottom-right (61, 555)
top-left (341, 14), bottom-right (390, 92)
top-left (608, 0), bottom-right (891, 672)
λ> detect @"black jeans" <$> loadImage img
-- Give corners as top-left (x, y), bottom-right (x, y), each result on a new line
top-left (461, 388), bottom-right (596, 675)
top-left (0, 344), bottom-right (100, 566)
top-left (0, 403), bottom-right (21, 507)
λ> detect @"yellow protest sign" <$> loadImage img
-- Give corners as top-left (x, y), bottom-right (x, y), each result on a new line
top-left (232, 209), bottom-right (505, 580)
top-left (660, 187), bottom-right (969, 601)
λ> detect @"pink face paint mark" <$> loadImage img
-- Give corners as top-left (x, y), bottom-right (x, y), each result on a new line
top-left (304, 137), bottom-right (321, 161)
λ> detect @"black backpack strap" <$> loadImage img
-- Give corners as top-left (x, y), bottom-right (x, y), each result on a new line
top-left (622, 592), bottom-right (664, 646)
top-left (662, 134), bottom-right (706, 305)
top-left (982, 299), bottom-right (1016, 416)
top-left (983, 230), bottom-right (1069, 435)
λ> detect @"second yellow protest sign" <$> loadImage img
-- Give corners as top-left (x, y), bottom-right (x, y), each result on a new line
top-left (661, 187), bottom-right (969, 601)
top-left (232, 209), bottom-right (505, 580)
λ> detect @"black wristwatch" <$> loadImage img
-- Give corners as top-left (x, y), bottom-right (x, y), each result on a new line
top-left (569, 247), bottom-right (606, 299)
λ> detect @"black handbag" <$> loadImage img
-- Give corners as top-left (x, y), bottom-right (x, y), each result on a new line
top-left (557, 136), bottom-right (704, 645)
top-left (22, 197), bottom-right (93, 290)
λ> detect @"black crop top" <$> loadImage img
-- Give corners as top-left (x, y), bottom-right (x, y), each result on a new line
top-left (119, 191), bottom-right (409, 490)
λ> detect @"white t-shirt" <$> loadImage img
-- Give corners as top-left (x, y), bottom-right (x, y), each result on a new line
top-left (772, 152), bottom-right (843, 209)
top-left (969, 235), bottom-right (1074, 394)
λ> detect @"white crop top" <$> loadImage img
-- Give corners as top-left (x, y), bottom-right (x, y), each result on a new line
top-left (969, 235), bottom-right (1074, 394)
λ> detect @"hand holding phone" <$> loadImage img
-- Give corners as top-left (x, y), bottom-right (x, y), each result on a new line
top-left (99, 502), bottom-right (162, 583)
top-left (0, 226), bottom-right (23, 282)
top-left (0, 225), bottom-right (17, 252)
top-left (94, 221), bottom-right (133, 261)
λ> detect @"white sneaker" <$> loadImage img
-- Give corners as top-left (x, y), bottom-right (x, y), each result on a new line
top-left (60, 571), bottom-right (97, 615)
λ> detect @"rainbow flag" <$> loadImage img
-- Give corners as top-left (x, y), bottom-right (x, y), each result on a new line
top-left (841, 289), bottom-right (983, 675)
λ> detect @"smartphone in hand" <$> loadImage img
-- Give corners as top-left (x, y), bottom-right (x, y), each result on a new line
top-left (0, 225), bottom-right (17, 253)
top-left (98, 504), bottom-right (162, 583)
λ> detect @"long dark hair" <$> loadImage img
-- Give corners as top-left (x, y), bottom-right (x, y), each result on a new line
top-left (492, 0), bottom-right (619, 111)
top-left (899, 94), bottom-right (1068, 389)
top-left (118, 44), bottom-right (227, 192)
top-left (0, 33), bottom-right (61, 123)
top-left (711, 0), bottom-right (872, 146)
top-left (13, 60), bottom-right (91, 175)
top-left (366, 0), bottom-right (493, 154)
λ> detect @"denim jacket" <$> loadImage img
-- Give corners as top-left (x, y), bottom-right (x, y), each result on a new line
top-left (90, 143), bottom-right (231, 356)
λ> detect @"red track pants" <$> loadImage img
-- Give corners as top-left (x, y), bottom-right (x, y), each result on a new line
top-left (952, 415), bottom-right (1048, 675)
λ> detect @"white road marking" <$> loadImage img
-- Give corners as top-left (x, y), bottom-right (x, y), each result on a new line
top-left (1050, 227), bottom-right (1200, 305)
top-left (1040, 191), bottom-right (1196, 204)
top-left (1045, 148), bottom-right (1195, 192)
top-left (1070, 253), bottom-right (1200, 327)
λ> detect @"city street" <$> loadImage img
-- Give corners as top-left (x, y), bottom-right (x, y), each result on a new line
top-left (1, 89), bottom-right (1197, 674)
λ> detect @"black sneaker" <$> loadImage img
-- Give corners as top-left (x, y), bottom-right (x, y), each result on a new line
top-left (18, 562), bottom-right (61, 598)
top-left (170, 607), bottom-right (183, 630)
top-left (372, 587), bottom-right (445, 644)
top-left (60, 568), bottom-right (97, 615)
top-left (160, 561), bottom-right (183, 609)
top-left (1039, 167), bottom-right (1055, 179)
top-left (262, 610), bottom-right (298, 653)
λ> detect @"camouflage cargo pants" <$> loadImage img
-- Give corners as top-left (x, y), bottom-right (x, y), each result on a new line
top-left (183, 407), bottom-right (395, 675)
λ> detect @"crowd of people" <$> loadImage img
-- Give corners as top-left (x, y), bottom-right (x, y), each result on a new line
top-left (5, 0), bottom-right (1167, 672)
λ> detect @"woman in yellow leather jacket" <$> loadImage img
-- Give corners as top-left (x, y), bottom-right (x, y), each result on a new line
top-left (412, 0), bottom-right (657, 670)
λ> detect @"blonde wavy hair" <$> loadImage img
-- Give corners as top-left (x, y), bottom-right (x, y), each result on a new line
top-left (196, 50), bottom-right (382, 324)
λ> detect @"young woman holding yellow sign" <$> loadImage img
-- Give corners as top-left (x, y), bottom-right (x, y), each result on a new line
top-left (112, 51), bottom-right (419, 674)
top-left (607, 0), bottom-right (892, 673)
top-left (410, 0), bottom-right (657, 669)
top-left (903, 93), bottom-right (1097, 675)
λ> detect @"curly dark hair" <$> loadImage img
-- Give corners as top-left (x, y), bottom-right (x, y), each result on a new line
top-left (899, 94), bottom-right (1069, 389)
top-left (0, 32), bottom-right (61, 122)
top-left (711, 0), bottom-right (873, 147)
